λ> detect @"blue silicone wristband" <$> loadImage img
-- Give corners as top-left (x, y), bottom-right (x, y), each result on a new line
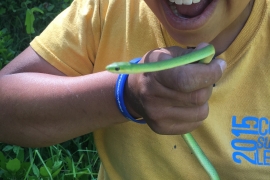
top-left (115, 58), bottom-right (146, 124)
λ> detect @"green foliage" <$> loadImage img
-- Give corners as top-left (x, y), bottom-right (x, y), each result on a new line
top-left (0, 135), bottom-right (99, 179)
top-left (0, 0), bottom-right (73, 68)
top-left (25, 7), bottom-right (44, 34)
top-left (0, 28), bottom-right (15, 68)
top-left (0, 0), bottom-right (100, 179)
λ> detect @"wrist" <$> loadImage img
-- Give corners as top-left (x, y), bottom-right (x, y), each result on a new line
top-left (114, 58), bottom-right (146, 124)
top-left (124, 76), bottom-right (142, 119)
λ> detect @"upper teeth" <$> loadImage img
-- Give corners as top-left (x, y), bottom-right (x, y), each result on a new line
top-left (169, 0), bottom-right (201, 5)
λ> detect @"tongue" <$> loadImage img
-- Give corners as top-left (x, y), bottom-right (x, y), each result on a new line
top-left (176, 0), bottom-right (211, 18)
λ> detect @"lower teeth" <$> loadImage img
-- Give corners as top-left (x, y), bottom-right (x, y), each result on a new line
top-left (169, 3), bottom-right (189, 18)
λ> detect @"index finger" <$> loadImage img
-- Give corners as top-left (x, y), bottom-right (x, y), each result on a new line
top-left (153, 58), bottom-right (226, 92)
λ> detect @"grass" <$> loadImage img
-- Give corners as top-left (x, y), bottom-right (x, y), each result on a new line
top-left (0, 0), bottom-right (100, 179)
top-left (0, 135), bottom-right (100, 179)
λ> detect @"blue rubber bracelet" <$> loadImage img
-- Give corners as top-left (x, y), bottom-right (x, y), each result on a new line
top-left (115, 58), bottom-right (146, 124)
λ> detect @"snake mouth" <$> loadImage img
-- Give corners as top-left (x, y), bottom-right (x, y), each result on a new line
top-left (160, 0), bottom-right (217, 30)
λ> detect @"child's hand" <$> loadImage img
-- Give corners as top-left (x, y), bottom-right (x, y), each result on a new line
top-left (125, 43), bottom-right (226, 135)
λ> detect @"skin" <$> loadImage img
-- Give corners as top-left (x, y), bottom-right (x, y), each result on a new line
top-left (0, 0), bottom-right (253, 147)
top-left (126, 0), bottom-right (253, 133)
top-left (144, 0), bottom-right (254, 54)
top-left (108, 44), bottom-right (220, 179)
top-left (0, 49), bottom-right (127, 147)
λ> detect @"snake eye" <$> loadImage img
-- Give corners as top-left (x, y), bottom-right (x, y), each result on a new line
top-left (115, 67), bottom-right (120, 71)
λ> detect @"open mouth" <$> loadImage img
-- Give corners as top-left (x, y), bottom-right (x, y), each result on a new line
top-left (160, 0), bottom-right (217, 30)
top-left (168, 0), bottom-right (213, 19)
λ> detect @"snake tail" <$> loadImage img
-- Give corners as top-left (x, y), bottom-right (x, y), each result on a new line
top-left (182, 133), bottom-right (220, 180)
top-left (106, 44), bottom-right (220, 179)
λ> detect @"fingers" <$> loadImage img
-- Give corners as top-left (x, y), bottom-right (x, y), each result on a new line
top-left (143, 101), bottom-right (209, 135)
top-left (140, 80), bottom-right (213, 107)
top-left (125, 43), bottom-right (227, 135)
top-left (149, 120), bottom-right (203, 135)
top-left (155, 58), bottom-right (226, 92)
top-left (143, 102), bottom-right (209, 123)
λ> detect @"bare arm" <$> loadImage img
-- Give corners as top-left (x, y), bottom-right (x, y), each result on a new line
top-left (0, 46), bottom-right (128, 147)
top-left (0, 43), bottom-right (225, 148)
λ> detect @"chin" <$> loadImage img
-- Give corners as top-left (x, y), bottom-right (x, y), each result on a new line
top-left (166, 28), bottom-right (217, 47)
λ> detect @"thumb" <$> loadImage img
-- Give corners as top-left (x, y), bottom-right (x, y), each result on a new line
top-left (195, 43), bottom-right (227, 72)
top-left (214, 58), bottom-right (227, 73)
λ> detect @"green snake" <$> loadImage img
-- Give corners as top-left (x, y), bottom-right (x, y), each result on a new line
top-left (106, 44), bottom-right (220, 180)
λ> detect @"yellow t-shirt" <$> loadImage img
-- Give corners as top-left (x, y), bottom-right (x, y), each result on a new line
top-left (31, 0), bottom-right (270, 179)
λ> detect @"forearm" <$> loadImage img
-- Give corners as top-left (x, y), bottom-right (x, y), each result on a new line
top-left (0, 71), bottom-right (127, 147)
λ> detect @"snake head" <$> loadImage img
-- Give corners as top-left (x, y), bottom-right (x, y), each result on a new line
top-left (106, 62), bottom-right (130, 73)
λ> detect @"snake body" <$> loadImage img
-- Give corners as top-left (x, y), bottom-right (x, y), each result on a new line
top-left (106, 44), bottom-right (220, 180)
top-left (106, 45), bottom-right (214, 74)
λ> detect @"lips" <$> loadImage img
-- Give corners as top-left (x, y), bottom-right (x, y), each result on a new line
top-left (160, 0), bottom-right (217, 30)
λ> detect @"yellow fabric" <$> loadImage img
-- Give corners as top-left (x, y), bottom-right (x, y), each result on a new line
top-left (30, 0), bottom-right (270, 179)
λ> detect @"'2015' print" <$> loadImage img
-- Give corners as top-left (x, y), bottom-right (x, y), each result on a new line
top-left (231, 116), bottom-right (270, 166)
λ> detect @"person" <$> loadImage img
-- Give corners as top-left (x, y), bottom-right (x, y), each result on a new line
top-left (0, 0), bottom-right (269, 179)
